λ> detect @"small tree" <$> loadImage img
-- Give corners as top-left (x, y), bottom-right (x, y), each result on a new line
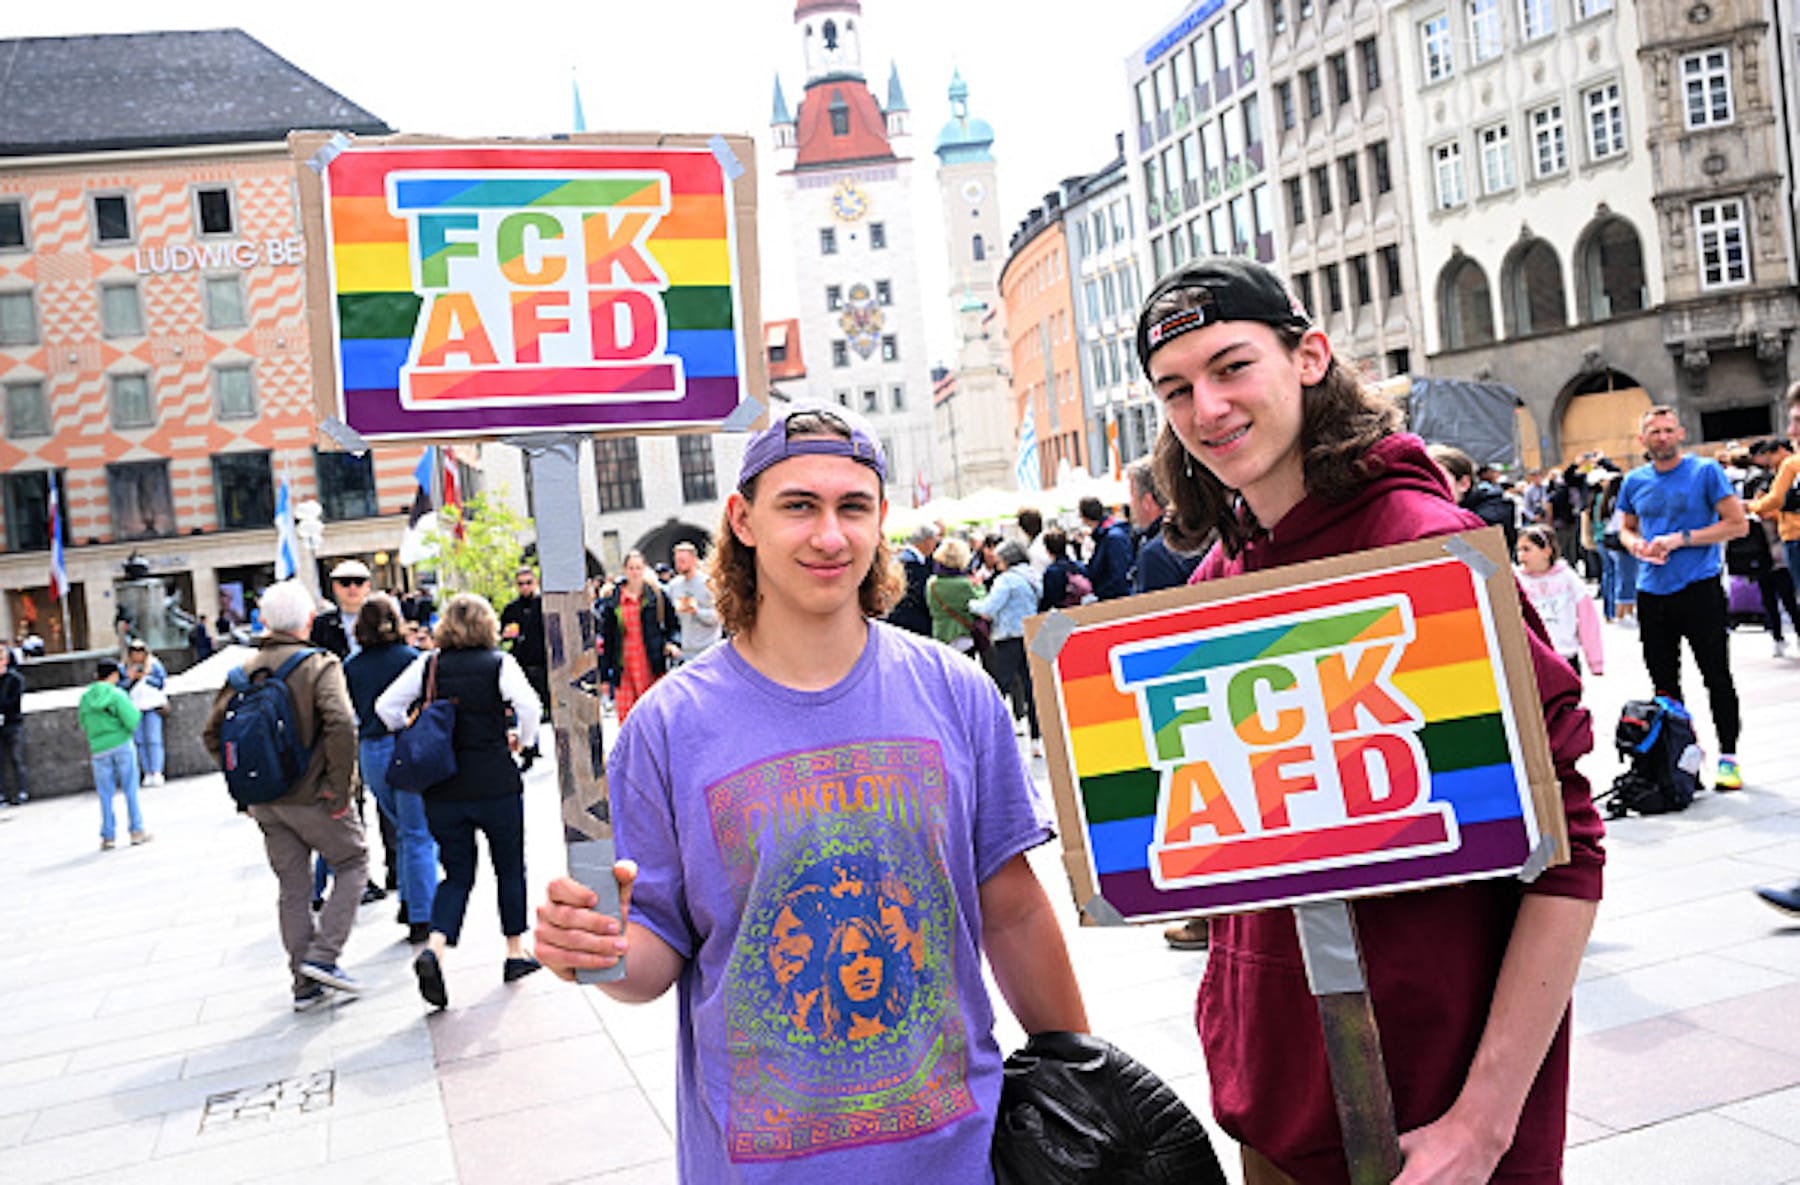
top-left (422, 491), bottom-right (533, 612)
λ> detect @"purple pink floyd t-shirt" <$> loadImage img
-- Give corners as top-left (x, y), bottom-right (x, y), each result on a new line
top-left (608, 621), bottom-right (1054, 1184)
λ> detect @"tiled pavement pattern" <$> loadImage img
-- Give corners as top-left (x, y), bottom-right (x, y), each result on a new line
top-left (0, 614), bottom-right (1796, 1183)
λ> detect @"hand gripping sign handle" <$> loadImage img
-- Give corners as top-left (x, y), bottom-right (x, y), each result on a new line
top-left (1294, 899), bottom-right (1403, 1184)
top-left (568, 838), bottom-right (628, 985)
top-left (514, 433), bottom-right (626, 986)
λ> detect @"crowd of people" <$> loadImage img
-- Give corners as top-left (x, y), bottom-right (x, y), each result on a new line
top-left (7, 249), bottom-right (1798, 1181)
top-left (171, 544), bottom-right (726, 1014)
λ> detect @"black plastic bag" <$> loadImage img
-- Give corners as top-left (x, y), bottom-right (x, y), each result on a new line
top-left (992, 1031), bottom-right (1226, 1185)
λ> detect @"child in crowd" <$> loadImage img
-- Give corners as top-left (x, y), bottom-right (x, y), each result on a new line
top-left (1515, 525), bottom-right (1605, 676)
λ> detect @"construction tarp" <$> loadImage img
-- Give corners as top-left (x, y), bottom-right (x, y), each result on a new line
top-left (1407, 379), bottom-right (1521, 468)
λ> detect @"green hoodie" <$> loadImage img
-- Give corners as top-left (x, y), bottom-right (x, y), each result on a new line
top-left (78, 680), bottom-right (141, 755)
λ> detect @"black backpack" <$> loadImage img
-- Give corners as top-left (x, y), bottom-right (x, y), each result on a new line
top-left (1602, 696), bottom-right (1702, 818)
top-left (218, 648), bottom-right (321, 806)
top-left (1725, 527), bottom-right (1772, 577)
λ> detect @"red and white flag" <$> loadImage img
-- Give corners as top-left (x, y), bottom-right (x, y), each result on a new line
top-left (441, 447), bottom-right (465, 541)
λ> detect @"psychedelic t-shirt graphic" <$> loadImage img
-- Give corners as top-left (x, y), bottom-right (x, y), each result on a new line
top-left (706, 738), bottom-right (973, 1162)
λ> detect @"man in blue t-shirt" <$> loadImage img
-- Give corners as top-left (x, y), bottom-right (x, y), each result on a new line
top-left (1617, 405), bottom-right (1750, 788)
top-left (535, 405), bottom-right (1088, 1184)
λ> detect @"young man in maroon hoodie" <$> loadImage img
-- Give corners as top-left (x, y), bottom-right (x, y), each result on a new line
top-left (1137, 257), bottom-right (1605, 1185)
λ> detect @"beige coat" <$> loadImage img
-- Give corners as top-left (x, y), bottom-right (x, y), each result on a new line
top-left (203, 632), bottom-right (357, 813)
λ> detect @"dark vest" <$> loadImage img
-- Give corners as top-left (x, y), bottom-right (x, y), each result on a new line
top-left (426, 648), bottom-right (521, 801)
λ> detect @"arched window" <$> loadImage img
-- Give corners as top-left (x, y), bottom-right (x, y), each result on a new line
top-left (972, 234), bottom-right (986, 262)
top-left (1576, 217), bottom-right (1646, 322)
top-left (1502, 239), bottom-right (1566, 337)
top-left (823, 19), bottom-right (839, 50)
top-left (1438, 257), bottom-right (1496, 350)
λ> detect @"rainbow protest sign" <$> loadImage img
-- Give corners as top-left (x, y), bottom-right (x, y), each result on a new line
top-left (1029, 531), bottom-right (1564, 921)
top-left (294, 136), bottom-right (761, 440)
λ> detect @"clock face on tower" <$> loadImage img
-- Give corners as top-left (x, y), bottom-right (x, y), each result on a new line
top-left (830, 179), bottom-right (870, 222)
top-left (961, 179), bottom-right (985, 206)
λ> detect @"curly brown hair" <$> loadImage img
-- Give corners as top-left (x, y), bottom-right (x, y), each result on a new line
top-left (710, 438), bottom-right (904, 637)
top-left (434, 592), bottom-right (500, 651)
top-left (1148, 303), bottom-right (1402, 557)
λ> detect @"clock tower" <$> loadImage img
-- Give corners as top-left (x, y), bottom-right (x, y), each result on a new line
top-left (932, 70), bottom-right (1014, 495)
top-left (773, 0), bottom-right (936, 502)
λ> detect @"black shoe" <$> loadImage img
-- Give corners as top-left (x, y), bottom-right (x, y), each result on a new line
top-left (503, 956), bottom-right (542, 983)
top-left (518, 746), bottom-right (538, 772)
top-left (310, 897), bottom-right (324, 914)
top-left (407, 922), bottom-right (432, 945)
top-left (360, 882), bottom-right (387, 905)
top-left (414, 948), bottom-right (448, 1009)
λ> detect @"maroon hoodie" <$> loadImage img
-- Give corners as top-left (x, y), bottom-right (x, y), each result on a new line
top-left (1192, 434), bottom-right (1605, 1183)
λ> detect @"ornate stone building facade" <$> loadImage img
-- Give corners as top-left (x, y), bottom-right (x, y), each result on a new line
top-left (1640, 0), bottom-right (1798, 441)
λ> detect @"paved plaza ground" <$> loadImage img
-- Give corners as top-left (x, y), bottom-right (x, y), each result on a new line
top-left (1, 612), bottom-right (1797, 1183)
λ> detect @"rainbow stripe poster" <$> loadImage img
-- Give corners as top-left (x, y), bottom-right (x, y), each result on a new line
top-left (294, 136), bottom-right (760, 440)
top-left (1027, 531), bottom-right (1565, 922)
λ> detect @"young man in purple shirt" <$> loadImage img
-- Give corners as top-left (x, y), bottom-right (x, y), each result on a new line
top-left (535, 406), bottom-right (1087, 1183)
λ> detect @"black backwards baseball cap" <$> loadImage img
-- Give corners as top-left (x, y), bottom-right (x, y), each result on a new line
top-left (1136, 255), bottom-right (1313, 373)
top-left (737, 402), bottom-right (887, 490)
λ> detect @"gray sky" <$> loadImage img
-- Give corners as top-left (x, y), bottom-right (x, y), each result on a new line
top-left (14, 2), bottom-right (1176, 362)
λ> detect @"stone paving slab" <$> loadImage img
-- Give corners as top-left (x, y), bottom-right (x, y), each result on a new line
top-left (0, 615), bottom-right (1794, 1182)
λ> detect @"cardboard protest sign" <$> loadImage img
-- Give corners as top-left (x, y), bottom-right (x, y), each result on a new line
top-left (1027, 529), bottom-right (1566, 922)
top-left (292, 133), bottom-right (764, 442)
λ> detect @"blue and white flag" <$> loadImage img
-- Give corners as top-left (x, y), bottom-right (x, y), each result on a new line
top-left (47, 472), bottom-right (68, 601)
top-left (274, 477), bottom-right (299, 581)
top-left (1015, 410), bottom-right (1042, 492)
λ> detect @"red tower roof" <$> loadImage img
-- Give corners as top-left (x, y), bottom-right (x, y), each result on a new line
top-left (792, 79), bottom-right (895, 170)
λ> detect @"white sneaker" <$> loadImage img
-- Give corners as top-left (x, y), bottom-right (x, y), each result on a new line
top-left (1776, 639), bottom-right (1790, 659)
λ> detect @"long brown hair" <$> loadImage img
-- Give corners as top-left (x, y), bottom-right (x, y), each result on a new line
top-left (709, 429), bottom-right (905, 637)
top-left (1148, 304), bottom-right (1402, 557)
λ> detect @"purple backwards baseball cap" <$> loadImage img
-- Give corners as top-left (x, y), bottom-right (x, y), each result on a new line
top-left (737, 403), bottom-right (888, 490)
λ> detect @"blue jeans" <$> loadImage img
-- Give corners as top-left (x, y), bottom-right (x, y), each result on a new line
top-left (361, 735), bottom-right (438, 923)
top-left (92, 742), bottom-right (143, 840)
top-left (134, 708), bottom-right (164, 778)
top-left (1788, 540), bottom-right (1800, 583)
top-left (1601, 547), bottom-right (1639, 618)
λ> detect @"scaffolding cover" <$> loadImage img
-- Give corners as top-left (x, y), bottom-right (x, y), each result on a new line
top-left (1408, 379), bottom-right (1521, 468)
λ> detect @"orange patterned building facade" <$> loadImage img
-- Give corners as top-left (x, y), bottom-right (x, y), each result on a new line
top-left (0, 28), bottom-right (424, 653)
top-left (0, 148), bottom-right (430, 652)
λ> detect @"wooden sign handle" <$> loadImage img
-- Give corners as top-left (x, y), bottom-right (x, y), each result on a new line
top-left (1293, 900), bottom-right (1403, 1184)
